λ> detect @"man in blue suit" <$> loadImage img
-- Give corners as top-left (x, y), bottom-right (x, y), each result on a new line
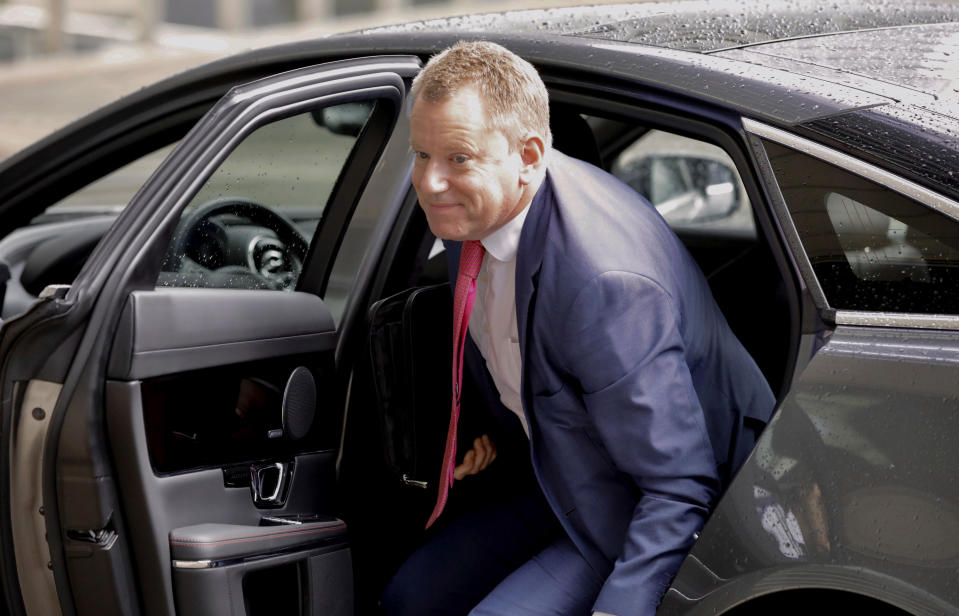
top-left (382, 41), bottom-right (775, 616)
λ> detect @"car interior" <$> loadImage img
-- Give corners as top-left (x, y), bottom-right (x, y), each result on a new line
top-left (0, 75), bottom-right (798, 616)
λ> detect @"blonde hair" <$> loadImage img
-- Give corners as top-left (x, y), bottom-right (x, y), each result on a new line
top-left (411, 40), bottom-right (552, 149)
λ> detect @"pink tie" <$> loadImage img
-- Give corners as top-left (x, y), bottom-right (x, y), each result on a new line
top-left (426, 240), bottom-right (485, 529)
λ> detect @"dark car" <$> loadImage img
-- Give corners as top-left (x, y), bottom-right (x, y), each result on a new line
top-left (2, 1), bottom-right (959, 614)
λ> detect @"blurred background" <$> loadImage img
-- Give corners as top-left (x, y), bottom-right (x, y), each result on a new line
top-left (0, 0), bottom-right (638, 160)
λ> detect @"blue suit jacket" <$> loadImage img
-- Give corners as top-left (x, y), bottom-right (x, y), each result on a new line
top-left (447, 151), bottom-right (775, 616)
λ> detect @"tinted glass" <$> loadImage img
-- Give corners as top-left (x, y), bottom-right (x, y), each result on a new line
top-left (649, 158), bottom-right (688, 204)
top-left (612, 129), bottom-right (754, 235)
top-left (157, 101), bottom-right (374, 294)
top-left (35, 144), bottom-right (178, 223)
top-left (764, 139), bottom-right (959, 314)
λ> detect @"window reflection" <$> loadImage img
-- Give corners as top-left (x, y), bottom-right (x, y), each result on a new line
top-left (157, 101), bottom-right (376, 305)
top-left (765, 139), bottom-right (959, 314)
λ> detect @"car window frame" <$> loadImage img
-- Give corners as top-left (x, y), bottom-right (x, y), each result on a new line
top-left (151, 96), bottom-right (398, 301)
top-left (150, 86), bottom-right (403, 298)
top-left (297, 96), bottom-right (400, 297)
top-left (745, 118), bottom-right (959, 332)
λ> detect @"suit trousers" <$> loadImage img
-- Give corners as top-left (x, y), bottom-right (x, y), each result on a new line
top-left (381, 483), bottom-right (604, 616)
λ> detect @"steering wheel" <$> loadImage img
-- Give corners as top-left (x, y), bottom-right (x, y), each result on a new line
top-left (165, 197), bottom-right (309, 290)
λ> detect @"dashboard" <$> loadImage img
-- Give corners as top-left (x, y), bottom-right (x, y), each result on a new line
top-left (0, 207), bottom-right (319, 320)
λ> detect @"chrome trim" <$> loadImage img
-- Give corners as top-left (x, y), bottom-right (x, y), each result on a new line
top-left (172, 534), bottom-right (349, 570)
top-left (261, 515), bottom-right (303, 525)
top-left (246, 233), bottom-right (270, 273)
top-left (742, 118), bottom-right (959, 222)
top-left (835, 310), bottom-right (959, 331)
top-left (741, 130), bottom-right (831, 310)
top-left (250, 461), bottom-right (292, 507)
top-left (172, 559), bottom-right (215, 569)
top-left (246, 234), bottom-right (301, 289)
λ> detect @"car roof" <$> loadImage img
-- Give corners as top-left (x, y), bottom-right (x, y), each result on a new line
top-left (365, 0), bottom-right (959, 54)
top-left (365, 0), bottom-right (959, 106)
top-left (359, 0), bottom-right (959, 202)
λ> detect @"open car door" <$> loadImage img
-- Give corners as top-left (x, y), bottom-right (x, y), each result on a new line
top-left (0, 55), bottom-right (420, 616)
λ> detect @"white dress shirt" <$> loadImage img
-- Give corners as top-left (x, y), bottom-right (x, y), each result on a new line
top-left (469, 203), bottom-right (532, 437)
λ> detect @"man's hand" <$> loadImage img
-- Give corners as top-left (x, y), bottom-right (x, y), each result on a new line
top-left (454, 434), bottom-right (497, 480)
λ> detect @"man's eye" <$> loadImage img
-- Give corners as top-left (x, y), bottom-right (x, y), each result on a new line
top-left (415, 151), bottom-right (429, 160)
top-left (453, 155), bottom-right (468, 164)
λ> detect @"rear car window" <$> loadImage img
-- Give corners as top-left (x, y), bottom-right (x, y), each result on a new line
top-left (763, 139), bottom-right (959, 314)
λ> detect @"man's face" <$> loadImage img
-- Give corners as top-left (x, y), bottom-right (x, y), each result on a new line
top-left (410, 86), bottom-right (528, 241)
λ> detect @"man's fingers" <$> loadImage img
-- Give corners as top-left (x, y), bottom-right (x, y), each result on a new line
top-left (474, 435), bottom-right (496, 470)
top-left (472, 437), bottom-right (488, 468)
top-left (479, 435), bottom-right (495, 469)
top-left (473, 436), bottom-right (491, 469)
top-left (454, 449), bottom-right (476, 480)
top-left (452, 435), bottom-right (498, 480)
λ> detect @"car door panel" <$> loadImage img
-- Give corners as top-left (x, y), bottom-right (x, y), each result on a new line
top-left (107, 289), bottom-right (336, 380)
top-left (1, 55), bottom-right (420, 616)
top-left (662, 325), bottom-right (959, 615)
top-left (104, 288), bottom-right (342, 615)
top-left (108, 378), bottom-right (342, 616)
top-left (170, 537), bottom-right (352, 616)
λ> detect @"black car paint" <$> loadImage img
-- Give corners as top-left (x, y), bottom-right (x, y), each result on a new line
top-left (799, 107), bottom-right (959, 206)
top-left (667, 325), bottom-right (959, 615)
top-left (364, 0), bottom-right (959, 54)
top-left (1, 1), bottom-right (958, 615)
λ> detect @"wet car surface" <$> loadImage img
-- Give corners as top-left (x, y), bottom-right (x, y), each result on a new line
top-left (1, 1), bottom-right (959, 615)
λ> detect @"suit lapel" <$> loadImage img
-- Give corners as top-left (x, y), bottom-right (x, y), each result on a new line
top-left (515, 219), bottom-right (544, 365)
top-left (515, 173), bottom-right (555, 428)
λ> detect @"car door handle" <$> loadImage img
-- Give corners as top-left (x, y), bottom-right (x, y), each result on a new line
top-left (250, 461), bottom-right (292, 507)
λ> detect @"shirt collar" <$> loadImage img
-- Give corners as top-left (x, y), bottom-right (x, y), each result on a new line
top-left (481, 182), bottom-right (547, 262)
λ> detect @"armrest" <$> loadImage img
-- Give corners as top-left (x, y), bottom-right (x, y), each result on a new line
top-left (170, 519), bottom-right (347, 563)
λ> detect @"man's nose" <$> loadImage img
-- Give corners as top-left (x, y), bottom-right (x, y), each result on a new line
top-left (418, 159), bottom-right (449, 193)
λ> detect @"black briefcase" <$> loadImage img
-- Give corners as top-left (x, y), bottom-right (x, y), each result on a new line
top-left (367, 283), bottom-right (452, 501)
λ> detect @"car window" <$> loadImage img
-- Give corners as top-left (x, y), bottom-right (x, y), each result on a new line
top-left (610, 129), bottom-right (755, 236)
top-left (763, 139), bottom-right (959, 314)
top-left (322, 180), bottom-right (384, 324)
top-left (32, 144), bottom-right (178, 224)
top-left (156, 101), bottom-right (376, 300)
top-left (648, 157), bottom-right (688, 204)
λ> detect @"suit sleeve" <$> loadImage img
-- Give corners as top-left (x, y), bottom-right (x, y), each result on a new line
top-left (560, 271), bottom-right (720, 616)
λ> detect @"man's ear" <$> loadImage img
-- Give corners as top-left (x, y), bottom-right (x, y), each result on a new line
top-left (518, 134), bottom-right (546, 185)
